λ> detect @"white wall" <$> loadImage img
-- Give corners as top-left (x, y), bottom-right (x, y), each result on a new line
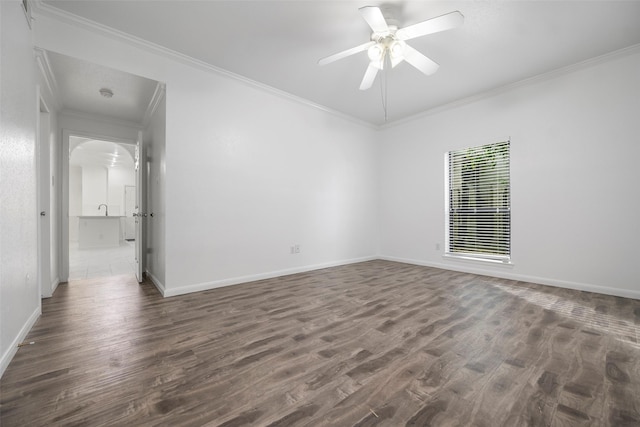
top-left (59, 112), bottom-right (140, 144)
top-left (35, 13), bottom-right (379, 297)
top-left (0, 1), bottom-right (40, 377)
top-left (68, 165), bottom-right (82, 216)
top-left (68, 165), bottom-right (82, 242)
top-left (164, 71), bottom-right (378, 295)
top-left (145, 93), bottom-right (166, 287)
top-left (107, 166), bottom-right (135, 217)
top-left (379, 47), bottom-right (640, 299)
top-left (81, 166), bottom-right (108, 215)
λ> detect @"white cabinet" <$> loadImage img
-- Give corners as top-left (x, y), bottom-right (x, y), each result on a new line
top-left (78, 216), bottom-right (122, 248)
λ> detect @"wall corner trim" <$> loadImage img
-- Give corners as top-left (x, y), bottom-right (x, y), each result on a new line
top-left (50, 278), bottom-right (60, 296)
top-left (141, 82), bottom-right (166, 128)
top-left (146, 271), bottom-right (166, 297)
top-left (34, 47), bottom-right (61, 110)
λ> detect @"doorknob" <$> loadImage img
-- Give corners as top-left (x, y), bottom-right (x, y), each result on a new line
top-left (40, 211), bottom-right (46, 216)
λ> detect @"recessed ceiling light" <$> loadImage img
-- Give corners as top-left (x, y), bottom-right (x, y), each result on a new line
top-left (99, 88), bottom-right (114, 98)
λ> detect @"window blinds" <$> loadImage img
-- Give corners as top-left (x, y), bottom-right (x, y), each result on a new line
top-left (447, 141), bottom-right (510, 260)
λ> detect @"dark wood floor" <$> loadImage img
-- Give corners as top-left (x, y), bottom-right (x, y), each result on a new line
top-left (1, 260), bottom-right (639, 426)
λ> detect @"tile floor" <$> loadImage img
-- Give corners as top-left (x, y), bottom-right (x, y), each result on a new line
top-left (68, 240), bottom-right (136, 280)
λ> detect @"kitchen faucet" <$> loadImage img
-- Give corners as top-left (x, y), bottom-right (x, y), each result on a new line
top-left (98, 204), bottom-right (108, 216)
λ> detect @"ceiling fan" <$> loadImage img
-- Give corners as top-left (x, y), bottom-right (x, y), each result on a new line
top-left (318, 6), bottom-right (464, 90)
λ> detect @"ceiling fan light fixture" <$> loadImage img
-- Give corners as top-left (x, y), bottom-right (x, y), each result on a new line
top-left (389, 40), bottom-right (405, 68)
top-left (367, 44), bottom-right (384, 61)
top-left (390, 40), bottom-right (404, 57)
top-left (318, 6), bottom-right (464, 120)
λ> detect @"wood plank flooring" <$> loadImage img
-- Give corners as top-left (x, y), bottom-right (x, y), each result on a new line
top-left (1, 260), bottom-right (639, 426)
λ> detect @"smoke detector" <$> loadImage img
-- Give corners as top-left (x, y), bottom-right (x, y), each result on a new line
top-left (99, 88), bottom-right (114, 98)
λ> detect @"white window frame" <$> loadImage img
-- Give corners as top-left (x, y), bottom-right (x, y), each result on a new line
top-left (445, 140), bottom-right (511, 264)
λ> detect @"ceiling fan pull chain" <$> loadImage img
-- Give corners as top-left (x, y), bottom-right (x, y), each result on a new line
top-left (384, 65), bottom-right (389, 122)
top-left (380, 62), bottom-right (388, 122)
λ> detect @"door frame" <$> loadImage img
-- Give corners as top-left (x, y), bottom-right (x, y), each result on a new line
top-left (60, 129), bottom-right (142, 282)
top-left (134, 131), bottom-right (145, 282)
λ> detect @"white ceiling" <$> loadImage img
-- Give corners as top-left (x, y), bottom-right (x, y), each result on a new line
top-left (46, 51), bottom-right (159, 125)
top-left (39, 1), bottom-right (640, 126)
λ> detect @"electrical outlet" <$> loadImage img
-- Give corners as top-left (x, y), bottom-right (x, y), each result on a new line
top-left (435, 243), bottom-right (441, 251)
top-left (294, 244), bottom-right (300, 254)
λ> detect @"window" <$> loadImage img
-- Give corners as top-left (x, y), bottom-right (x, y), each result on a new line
top-left (446, 140), bottom-right (510, 261)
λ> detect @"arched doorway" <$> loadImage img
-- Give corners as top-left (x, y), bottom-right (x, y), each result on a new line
top-left (68, 137), bottom-right (136, 280)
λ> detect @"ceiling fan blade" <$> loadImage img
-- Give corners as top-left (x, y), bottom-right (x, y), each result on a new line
top-left (396, 11), bottom-right (464, 41)
top-left (359, 63), bottom-right (379, 90)
top-left (318, 41), bottom-right (375, 66)
top-left (402, 44), bottom-right (439, 75)
top-left (359, 6), bottom-right (389, 34)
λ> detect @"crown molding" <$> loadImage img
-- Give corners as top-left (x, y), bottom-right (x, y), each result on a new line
top-left (32, 2), bottom-right (639, 132)
top-left (32, 1), bottom-right (377, 130)
top-left (381, 42), bottom-right (640, 130)
top-left (34, 47), bottom-right (61, 110)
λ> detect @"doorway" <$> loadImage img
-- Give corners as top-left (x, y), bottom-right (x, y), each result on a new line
top-left (38, 50), bottom-right (163, 287)
top-left (37, 97), bottom-right (55, 297)
top-left (67, 136), bottom-right (137, 280)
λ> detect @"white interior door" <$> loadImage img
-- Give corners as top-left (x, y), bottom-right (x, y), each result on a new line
top-left (134, 132), bottom-right (145, 282)
top-left (38, 107), bottom-right (52, 297)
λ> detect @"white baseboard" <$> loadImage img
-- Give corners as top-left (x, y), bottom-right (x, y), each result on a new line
top-left (378, 255), bottom-right (640, 301)
top-left (51, 277), bottom-right (60, 295)
top-left (145, 270), bottom-right (166, 296)
top-left (1, 305), bottom-right (41, 379)
top-left (41, 278), bottom-right (61, 299)
top-left (162, 256), bottom-right (377, 298)
top-left (156, 254), bottom-right (640, 300)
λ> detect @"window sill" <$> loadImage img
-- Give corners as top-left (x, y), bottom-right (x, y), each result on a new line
top-left (443, 253), bottom-right (514, 267)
